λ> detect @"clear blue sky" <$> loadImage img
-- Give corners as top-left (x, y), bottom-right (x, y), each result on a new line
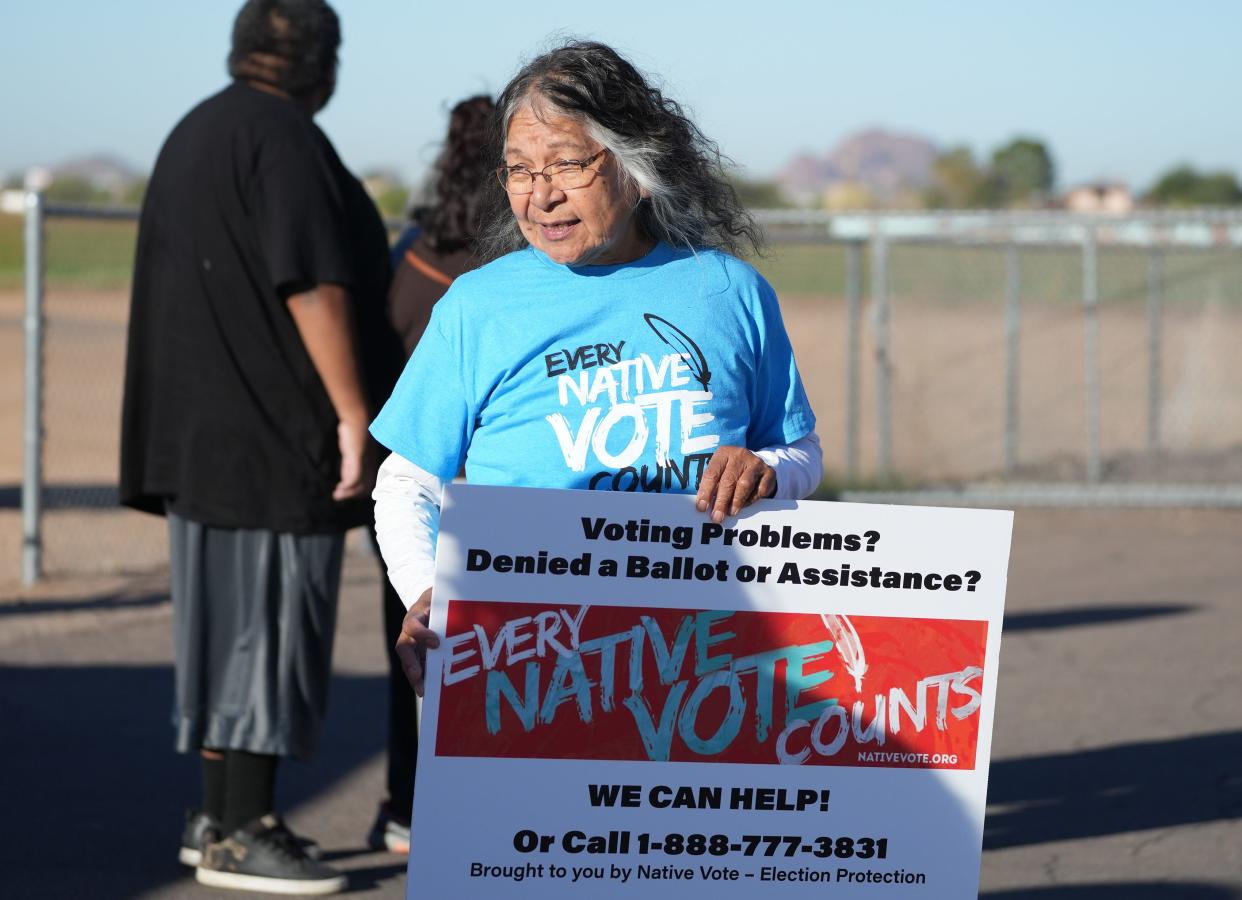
top-left (3, 0), bottom-right (1239, 191)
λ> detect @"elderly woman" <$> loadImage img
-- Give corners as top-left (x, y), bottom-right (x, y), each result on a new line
top-left (370, 41), bottom-right (823, 694)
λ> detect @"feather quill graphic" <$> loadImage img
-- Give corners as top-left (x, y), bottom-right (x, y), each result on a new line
top-left (644, 314), bottom-right (712, 390)
top-left (821, 613), bottom-right (867, 693)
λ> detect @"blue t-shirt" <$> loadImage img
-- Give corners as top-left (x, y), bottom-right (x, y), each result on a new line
top-left (370, 241), bottom-right (815, 494)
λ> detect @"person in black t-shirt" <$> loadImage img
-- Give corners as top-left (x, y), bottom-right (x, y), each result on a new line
top-left (120, 1), bottom-right (402, 893)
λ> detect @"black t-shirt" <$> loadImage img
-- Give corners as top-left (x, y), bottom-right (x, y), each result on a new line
top-left (120, 82), bottom-right (403, 532)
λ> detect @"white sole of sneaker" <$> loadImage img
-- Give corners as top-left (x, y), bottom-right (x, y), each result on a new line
top-left (367, 830), bottom-right (410, 854)
top-left (195, 866), bottom-right (346, 895)
top-left (178, 847), bottom-right (202, 867)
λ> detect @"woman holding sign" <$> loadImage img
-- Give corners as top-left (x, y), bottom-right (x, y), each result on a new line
top-left (370, 40), bottom-right (823, 694)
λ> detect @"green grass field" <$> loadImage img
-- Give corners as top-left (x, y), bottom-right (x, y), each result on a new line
top-left (0, 214), bottom-right (139, 290)
top-left (4, 211), bottom-right (1240, 306)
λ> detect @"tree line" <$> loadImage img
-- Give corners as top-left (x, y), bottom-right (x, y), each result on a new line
top-left (733, 136), bottom-right (1241, 211)
top-left (9, 143), bottom-right (1239, 212)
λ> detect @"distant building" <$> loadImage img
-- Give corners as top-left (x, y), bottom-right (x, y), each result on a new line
top-left (822, 181), bottom-right (874, 211)
top-left (1, 190), bottom-right (27, 215)
top-left (1063, 182), bottom-right (1133, 214)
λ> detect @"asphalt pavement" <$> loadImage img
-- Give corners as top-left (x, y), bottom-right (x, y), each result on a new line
top-left (2, 508), bottom-right (1240, 899)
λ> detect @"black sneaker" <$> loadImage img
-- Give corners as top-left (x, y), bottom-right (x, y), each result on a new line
top-left (196, 814), bottom-right (345, 895)
top-left (268, 815), bottom-right (323, 861)
top-left (179, 809), bottom-right (222, 867)
top-left (180, 810), bottom-right (321, 867)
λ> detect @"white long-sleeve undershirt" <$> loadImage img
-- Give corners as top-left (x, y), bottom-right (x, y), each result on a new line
top-left (372, 431), bottom-right (825, 610)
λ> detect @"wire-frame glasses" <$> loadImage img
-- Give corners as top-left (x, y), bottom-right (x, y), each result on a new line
top-left (496, 149), bottom-right (608, 194)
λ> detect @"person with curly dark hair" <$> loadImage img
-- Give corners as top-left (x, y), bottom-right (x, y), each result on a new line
top-left (121, 1), bottom-right (402, 892)
top-left (474, 43), bottom-right (766, 262)
top-left (386, 95), bottom-right (495, 356)
top-left (366, 94), bottom-right (494, 855)
top-left (369, 41), bottom-right (824, 698)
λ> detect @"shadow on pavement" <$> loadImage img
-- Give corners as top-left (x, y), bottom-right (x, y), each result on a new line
top-left (0, 662), bottom-right (402, 898)
top-left (985, 730), bottom-right (1242, 850)
top-left (0, 592), bottom-right (169, 617)
top-left (982, 883), bottom-right (1241, 899)
top-left (0, 482), bottom-right (121, 510)
top-left (1003, 604), bottom-right (1193, 632)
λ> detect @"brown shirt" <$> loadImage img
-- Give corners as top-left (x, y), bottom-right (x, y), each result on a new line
top-left (388, 234), bottom-right (478, 357)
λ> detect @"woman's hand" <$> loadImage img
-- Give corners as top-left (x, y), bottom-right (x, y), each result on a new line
top-left (395, 587), bottom-right (439, 696)
top-left (696, 446), bottom-right (776, 523)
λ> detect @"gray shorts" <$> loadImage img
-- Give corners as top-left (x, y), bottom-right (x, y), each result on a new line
top-left (168, 512), bottom-right (344, 759)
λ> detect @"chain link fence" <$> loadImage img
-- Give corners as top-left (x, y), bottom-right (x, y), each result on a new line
top-left (757, 211), bottom-right (1242, 506)
top-left (6, 199), bottom-right (166, 585)
top-left (8, 201), bottom-right (1242, 583)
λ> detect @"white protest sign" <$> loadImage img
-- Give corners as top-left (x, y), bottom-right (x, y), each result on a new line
top-left (405, 484), bottom-right (1012, 898)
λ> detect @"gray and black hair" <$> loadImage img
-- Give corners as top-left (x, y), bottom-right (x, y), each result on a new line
top-left (478, 40), bottom-right (763, 261)
top-left (228, 0), bottom-right (340, 103)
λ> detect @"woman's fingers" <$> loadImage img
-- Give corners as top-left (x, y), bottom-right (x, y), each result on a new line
top-left (696, 447), bottom-right (775, 522)
top-left (395, 631), bottom-right (426, 696)
top-left (733, 463), bottom-right (775, 514)
top-left (395, 588), bottom-right (439, 696)
top-left (754, 465), bottom-right (777, 508)
top-left (711, 454), bottom-right (745, 522)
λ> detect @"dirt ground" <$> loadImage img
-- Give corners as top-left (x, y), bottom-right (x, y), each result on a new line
top-left (0, 288), bottom-right (167, 586)
top-left (781, 291), bottom-right (1242, 482)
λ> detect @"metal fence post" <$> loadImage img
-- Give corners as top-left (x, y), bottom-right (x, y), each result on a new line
top-left (1004, 242), bottom-right (1021, 473)
top-left (845, 240), bottom-right (862, 477)
top-left (1083, 226), bottom-right (1101, 483)
top-left (870, 231), bottom-right (892, 473)
top-left (1147, 247), bottom-right (1163, 452)
top-left (22, 191), bottom-right (46, 585)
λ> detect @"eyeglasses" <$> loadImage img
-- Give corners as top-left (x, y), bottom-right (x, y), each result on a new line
top-left (495, 149), bottom-right (608, 195)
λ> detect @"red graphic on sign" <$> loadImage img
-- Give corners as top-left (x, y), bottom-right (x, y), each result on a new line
top-left (435, 601), bottom-right (986, 770)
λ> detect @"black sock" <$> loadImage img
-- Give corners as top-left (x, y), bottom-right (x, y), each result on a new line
top-left (201, 750), bottom-right (226, 823)
top-left (222, 750), bottom-right (279, 833)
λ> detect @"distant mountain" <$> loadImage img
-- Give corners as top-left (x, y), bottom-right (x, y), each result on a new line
top-left (775, 128), bottom-right (939, 206)
top-left (775, 153), bottom-right (841, 203)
